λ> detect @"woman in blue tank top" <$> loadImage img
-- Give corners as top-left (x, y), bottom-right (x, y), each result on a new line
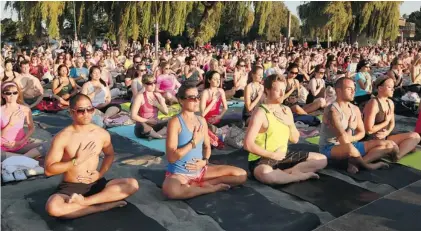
top-left (162, 81), bottom-right (247, 200)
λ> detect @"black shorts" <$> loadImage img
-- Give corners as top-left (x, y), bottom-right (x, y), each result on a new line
top-left (134, 121), bottom-right (167, 138)
top-left (234, 90), bottom-right (244, 98)
top-left (55, 178), bottom-right (109, 197)
top-left (249, 150), bottom-right (309, 176)
top-left (99, 103), bottom-right (122, 114)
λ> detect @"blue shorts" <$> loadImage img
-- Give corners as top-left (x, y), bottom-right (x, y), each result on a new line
top-left (320, 142), bottom-right (366, 159)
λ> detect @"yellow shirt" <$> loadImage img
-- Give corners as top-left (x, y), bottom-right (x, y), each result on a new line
top-left (248, 105), bottom-right (290, 161)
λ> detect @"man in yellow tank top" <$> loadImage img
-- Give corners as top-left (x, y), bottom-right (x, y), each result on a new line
top-left (244, 74), bottom-right (327, 185)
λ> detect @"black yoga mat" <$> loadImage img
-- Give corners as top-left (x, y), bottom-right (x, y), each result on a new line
top-left (317, 180), bottom-right (421, 231)
top-left (209, 149), bottom-right (249, 171)
top-left (26, 188), bottom-right (166, 231)
top-left (274, 174), bottom-right (381, 217)
top-left (140, 169), bottom-right (321, 231)
top-left (334, 162), bottom-right (421, 189)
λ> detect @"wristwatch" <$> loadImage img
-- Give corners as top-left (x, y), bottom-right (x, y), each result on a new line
top-left (202, 157), bottom-right (209, 165)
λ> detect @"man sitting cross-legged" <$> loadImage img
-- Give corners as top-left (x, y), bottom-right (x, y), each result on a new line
top-left (44, 93), bottom-right (139, 219)
top-left (244, 74), bottom-right (327, 185)
top-left (319, 77), bottom-right (399, 173)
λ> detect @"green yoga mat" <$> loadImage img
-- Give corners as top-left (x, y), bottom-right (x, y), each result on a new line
top-left (306, 136), bottom-right (320, 145)
top-left (398, 149), bottom-right (421, 170)
top-left (317, 115), bottom-right (323, 121)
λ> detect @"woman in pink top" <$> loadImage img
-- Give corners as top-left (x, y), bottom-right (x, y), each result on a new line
top-left (156, 61), bottom-right (181, 105)
top-left (130, 74), bottom-right (169, 139)
top-left (200, 71), bottom-right (228, 133)
top-left (1, 81), bottom-right (49, 160)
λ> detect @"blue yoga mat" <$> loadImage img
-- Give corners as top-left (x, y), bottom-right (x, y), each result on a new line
top-left (108, 125), bottom-right (166, 153)
top-left (227, 100), bottom-right (244, 108)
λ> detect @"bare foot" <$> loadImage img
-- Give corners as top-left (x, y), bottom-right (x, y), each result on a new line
top-left (99, 200), bottom-right (128, 212)
top-left (211, 183), bottom-right (231, 192)
top-left (67, 193), bottom-right (86, 205)
top-left (369, 162), bottom-right (389, 170)
top-left (347, 163), bottom-right (359, 174)
top-left (299, 172), bottom-right (320, 181)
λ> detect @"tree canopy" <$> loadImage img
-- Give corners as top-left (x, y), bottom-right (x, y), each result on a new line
top-left (298, 1), bottom-right (402, 42)
top-left (407, 7), bottom-right (421, 40)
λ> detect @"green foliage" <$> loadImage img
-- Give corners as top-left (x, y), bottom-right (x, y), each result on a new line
top-left (407, 7), bottom-right (421, 40)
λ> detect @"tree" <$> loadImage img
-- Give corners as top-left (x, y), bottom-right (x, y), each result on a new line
top-left (298, 1), bottom-right (402, 42)
top-left (0, 18), bottom-right (20, 42)
top-left (407, 7), bottom-right (421, 40)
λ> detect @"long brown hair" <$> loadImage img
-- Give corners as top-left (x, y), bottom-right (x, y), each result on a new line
top-left (1, 81), bottom-right (24, 105)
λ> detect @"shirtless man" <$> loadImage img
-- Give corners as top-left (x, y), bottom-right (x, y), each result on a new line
top-left (319, 77), bottom-right (398, 173)
top-left (44, 94), bottom-right (139, 219)
top-left (19, 60), bottom-right (44, 108)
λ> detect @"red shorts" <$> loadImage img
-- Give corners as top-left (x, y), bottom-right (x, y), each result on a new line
top-left (165, 166), bottom-right (208, 186)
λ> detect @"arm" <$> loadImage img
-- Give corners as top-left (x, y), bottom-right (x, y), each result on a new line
top-left (218, 90), bottom-right (228, 118)
top-left (108, 73), bottom-right (114, 88)
top-left (201, 118), bottom-right (211, 159)
top-left (350, 106), bottom-right (366, 142)
top-left (166, 117), bottom-right (195, 163)
top-left (285, 107), bottom-right (300, 143)
top-left (233, 71), bottom-right (240, 88)
top-left (98, 131), bottom-right (114, 178)
top-left (21, 108), bottom-right (35, 142)
top-left (131, 79), bottom-right (139, 96)
top-left (52, 79), bottom-right (64, 95)
top-left (155, 94), bottom-right (169, 115)
top-left (243, 109), bottom-right (285, 159)
top-left (327, 106), bottom-right (351, 144)
top-left (130, 93), bottom-right (149, 123)
top-left (385, 101), bottom-right (395, 135)
top-left (363, 100), bottom-right (390, 135)
top-left (200, 90), bottom-right (213, 117)
top-left (44, 133), bottom-right (73, 176)
top-left (81, 83), bottom-right (95, 100)
top-left (69, 78), bottom-right (79, 97)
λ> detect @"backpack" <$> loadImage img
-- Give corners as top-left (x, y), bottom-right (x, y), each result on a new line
top-left (35, 96), bottom-right (62, 113)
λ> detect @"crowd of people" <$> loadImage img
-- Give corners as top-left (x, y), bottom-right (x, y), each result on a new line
top-left (1, 38), bottom-right (421, 218)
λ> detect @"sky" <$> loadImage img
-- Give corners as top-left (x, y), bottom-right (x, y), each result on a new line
top-left (1, 1), bottom-right (421, 20)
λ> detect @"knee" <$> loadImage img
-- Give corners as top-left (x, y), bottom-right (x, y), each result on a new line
top-left (162, 184), bottom-right (181, 200)
top-left (410, 132), bottom-right (421, 142)
top-left (253, 165), bottom-right (274, 184)
top-left (309, 153), bottom-right (328, 169)
top-left (45, 198), bottom-right (63, 217)
top-left (347, 144), bottom-right (361, 158)
top-left (231, 168), bottom-right (247, 183)
top-left (126, 178), bottom-right (139, 194)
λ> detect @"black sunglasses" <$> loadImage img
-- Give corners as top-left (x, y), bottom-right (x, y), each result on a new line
top-left (182, 95), bottom-right (200, 101)
top-left (72, 107), bottom-right (95, 115)
top-left (290, 72), bottom-right (299, 75)
top-left (4, 91), bottom-right (18, 96)
top-left (144, 81), bottom-right (157, 85)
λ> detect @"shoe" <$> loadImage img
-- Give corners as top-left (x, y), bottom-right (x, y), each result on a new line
top-left (2, 171), bottom-right (15, 182)
top-left (24, 166), bottom-right (45, 177)
top-left (13, 169), bottom-right (28, 181)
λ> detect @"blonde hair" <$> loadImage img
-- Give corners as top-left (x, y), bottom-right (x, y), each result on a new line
top-left (413, 55), bottom-right (421, 66)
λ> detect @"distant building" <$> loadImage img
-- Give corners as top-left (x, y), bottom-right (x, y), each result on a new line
top-left (399, 18), bottom-right (415, 38)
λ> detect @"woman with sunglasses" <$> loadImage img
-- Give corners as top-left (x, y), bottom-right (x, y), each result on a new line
top-left (200, 71), bottom-right (228, 133)
top-left (163, 81), bottom-right (246, 199)
top-left (183, 56), bottom-right (203, 84)
top-left (284, 63), bottom-right (326, 115)
top-left (130, 74), bottom-right (168, 139)
top-left (244, 74), bottom-right (327, 185)
top-left (363, 76), bottom-right (420, 160)
top-left (307, 65), bottom-right (326, 104)
top-left (353, 59), bottom-right (372, 106)
top-left (52, 65), bottom-right (78, 108)
top-left (81, 66), bottom-right (121, 119)
top-left (1, 81), bottom-right (49, 161)
top-left (130, 64), bottom-right (147, 100)
top-left (387, 57), bottom-right (405, 97)
top-left (232, 59), bottom-right (248, 98)
top-left (156, 62), bottom-right (181, 105)
top-left (243, 66), bottom-right (264, 125)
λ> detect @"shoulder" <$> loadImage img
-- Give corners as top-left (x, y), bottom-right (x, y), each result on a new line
top-left (168, 115), bottom-right (181, 128)
top-left (350, 104), bottom-right (361, 114)
top-left (218, 88), bottom-right (225, 95)
top-left (53, 126), bottom-right (73, 142)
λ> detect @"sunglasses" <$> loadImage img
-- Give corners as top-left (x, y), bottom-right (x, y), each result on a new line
top-left (319, 71), bottom-right (325, 74)
top-left (135, 61), bottom-right (142, 64)
top-left (72, 107), bottom-right (95, 115)
top-left (144, 81), bottom-right (157, 85)
top-left (138, 69), bottom-right (147, 72)
top-left (182, 95), bottom-right (200, 101)
top-left (239, 64), bottom-right (246, 67)
top-left (273, 60), bottom-right (279, 62)
top-left (3, 91), bottom-right (18, 96)
top-left (165, 68), bottom-right (170, 70)
top-left (191, 59), bottom-right (197, 61)
top-left (290, 72), bottom-right (299, 75)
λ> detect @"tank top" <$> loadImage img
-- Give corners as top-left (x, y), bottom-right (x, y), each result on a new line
top-left (157, 74), bottom-right (176, 94)
top-left (366, 98), bottom-right (392, 139)
top-left (87, 82), bottom-right (107, 107)
top-left (392, 70), bottom-right (403, 87)
top-left (137, 92), bottom-right (158, 120)
top-left (3, 71), bottom-right (17, 82)
top-left (204, 89), bottom-right (222, 123)
top-left (167, 114), bottom-right (204, 175)
top-left (319, 102), bottom-right (356, 148)
top-left (1, 105), bottom-right (27, 152)
top-left (248, 105), bottom-right (290, 162)
top-left (57, 77), bottom-right (73, 97)
top-left (242, 83), bottom-right (261, 118)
